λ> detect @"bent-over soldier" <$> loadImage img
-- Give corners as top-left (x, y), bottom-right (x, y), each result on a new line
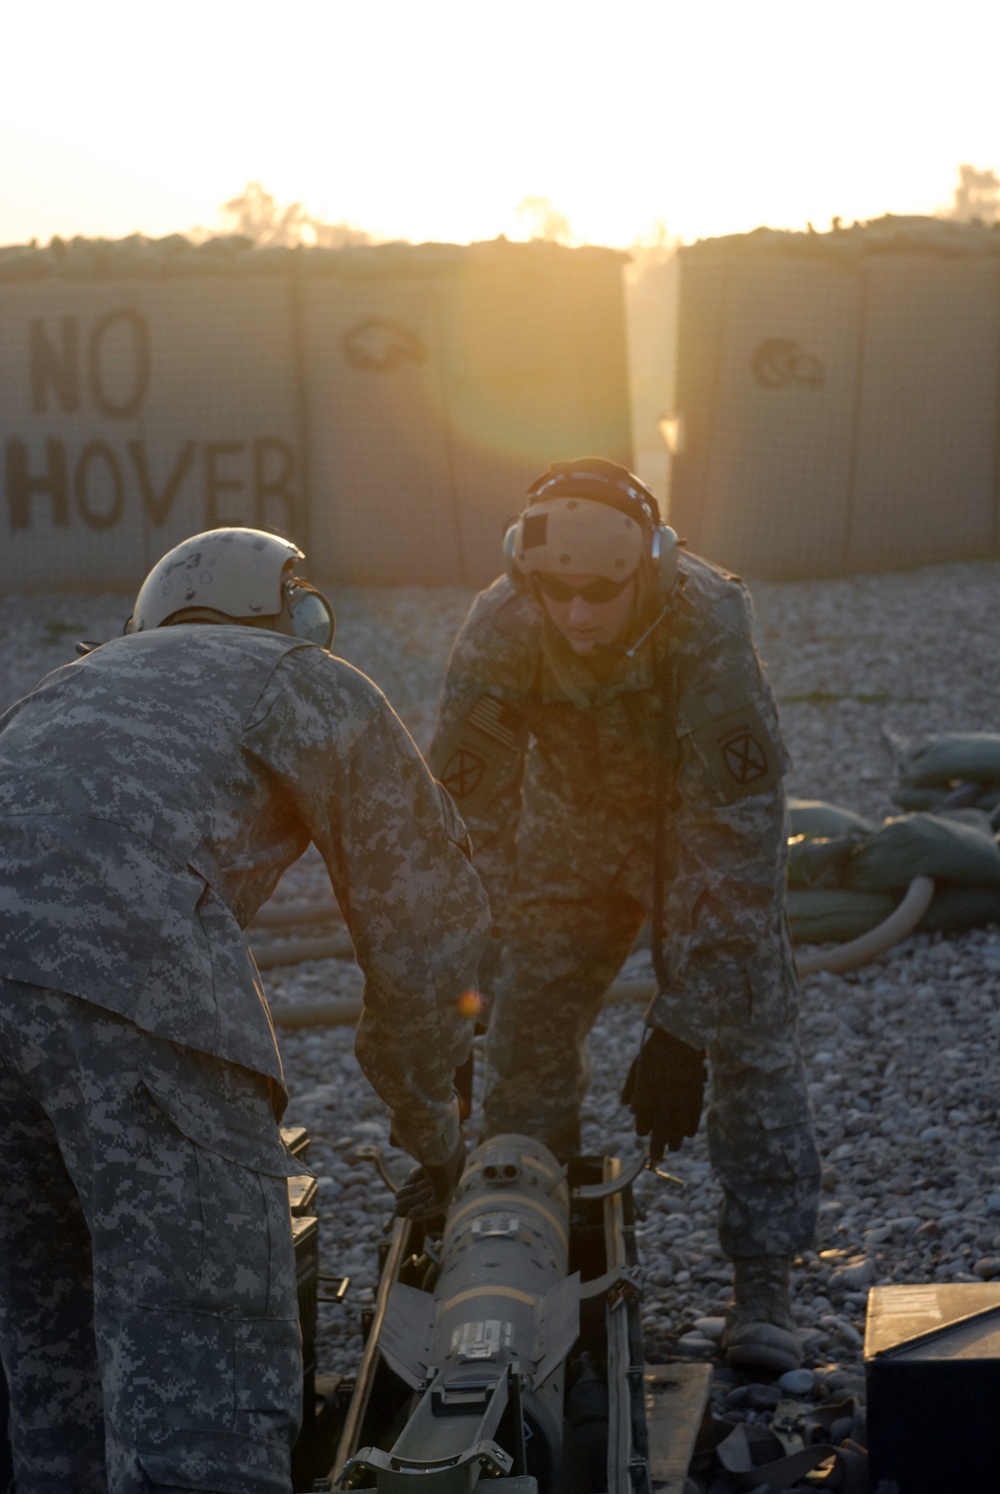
top-left (427, 458), bottom-right (820, 1375)
top-left (0, 528), bottom-right (488, 1494)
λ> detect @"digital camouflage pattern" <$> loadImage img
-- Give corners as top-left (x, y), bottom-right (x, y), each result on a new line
top-left (707, 1023), bottom-right (820, 1258)
top-left (0, 625), bottom-right (489, 1490)
top-left (0, 625), bottom-right (490, 1164)
top-left (428, 551), bottom-right (820, 1255)
top-left (0, 982), bottom-right (301, 1494)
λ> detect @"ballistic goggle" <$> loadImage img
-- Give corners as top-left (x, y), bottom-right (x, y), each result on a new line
top-left (284, 578), bottom-right (335, 650)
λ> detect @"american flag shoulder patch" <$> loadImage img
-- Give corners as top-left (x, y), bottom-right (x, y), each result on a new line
top-left (466, 694), bottom-right (524, 749)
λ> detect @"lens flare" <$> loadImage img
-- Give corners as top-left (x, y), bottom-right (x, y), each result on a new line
top-left (456, 989), bottom-right (483, 1020)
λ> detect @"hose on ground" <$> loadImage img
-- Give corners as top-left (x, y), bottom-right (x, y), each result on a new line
top-left (250, 900), bottom-right (343, 929)
top-left (262, 876), bottom-right (936, 1028)
top-left (252, 931), bottom-right (355, 969)
top-left (794, 875), bottom-right (934, 976)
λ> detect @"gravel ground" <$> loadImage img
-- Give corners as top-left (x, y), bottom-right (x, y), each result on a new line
top-left (2, 560), bottom-right (999, 1473)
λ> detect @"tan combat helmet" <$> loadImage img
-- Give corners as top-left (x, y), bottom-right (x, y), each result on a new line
top-left (127, 528), bottom-right (334, 648)
top-left (510, 495), bottom-right (646, 584)
top-left (505, 458), bottom-right (678, 598)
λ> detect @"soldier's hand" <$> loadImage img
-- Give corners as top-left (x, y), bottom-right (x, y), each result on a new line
top-left (394, 1139), bottom-right (467, 1220)
top-left (620, 1026), bottom-right (707, 1163)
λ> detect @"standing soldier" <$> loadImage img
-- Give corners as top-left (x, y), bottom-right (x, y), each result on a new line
top-left (0, 528), bottom-right (488, 1494)
top-left (427, 459), bottom-right (820, 1375)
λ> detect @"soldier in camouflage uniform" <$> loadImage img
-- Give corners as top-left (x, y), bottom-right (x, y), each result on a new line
top-left (0, 529), bottom-right (489, 1493)
top-left (427, 459), bottom-right (820, 1375)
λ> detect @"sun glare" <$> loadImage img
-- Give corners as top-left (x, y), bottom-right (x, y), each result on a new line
top-left (0, 0), bottom-right (998, 250)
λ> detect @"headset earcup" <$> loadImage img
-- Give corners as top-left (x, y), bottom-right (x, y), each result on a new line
top-left (651, 525), bottom-right (679, 595)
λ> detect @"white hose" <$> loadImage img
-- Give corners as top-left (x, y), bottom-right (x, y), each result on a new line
top-left (272, 997), bottom-right (363, 1029)
top-left (251, 931), bottom-right (355, 969)
top-left (250, 900), bottom-right (343, 929)
top-left (794, 875), bottom-right (934, 976)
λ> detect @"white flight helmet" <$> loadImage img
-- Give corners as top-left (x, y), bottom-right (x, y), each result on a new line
top-left (127, 528), bottom-right (334, 648)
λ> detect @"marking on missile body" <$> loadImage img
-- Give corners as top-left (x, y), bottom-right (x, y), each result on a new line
top-left (451, 1319), bottom-right (516, 1360)
top-left (447, 1192), bottom-right (569, 1251)
top-left (444, 1286), bottom-right (536, 1311)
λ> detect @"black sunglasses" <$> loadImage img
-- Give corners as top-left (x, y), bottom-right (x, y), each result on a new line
top-left (535, 573), bottom-right (635, 604)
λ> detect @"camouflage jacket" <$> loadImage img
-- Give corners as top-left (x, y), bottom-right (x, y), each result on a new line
top-left (0, 627), bottom-right (489, 1164)
top-left (427, 551), bottom-right (798, 1048)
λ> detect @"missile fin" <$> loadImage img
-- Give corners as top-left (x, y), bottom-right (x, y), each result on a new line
top-left (377, 1281), bottom-right (439, 1390)
top-left (529, 1270), bottom-right (581, 1388)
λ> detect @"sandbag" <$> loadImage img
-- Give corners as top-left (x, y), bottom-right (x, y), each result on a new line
top-left (787, 889), bottom-right (897, 945)
top-left (847, 810), bottom-right (1000, 893)
top-left (919, 884), bottom-right (1000, 934)
top-left (898, 732), bottom-right (1000, 789)
top-left (786, 795), bottom-right (1000, 942)
top-left (790, 876), bottom-right (1000, 946)
top-left (787, 833), bottom-right (866, 890)
top-left (894, 784), bottom-right (1000, 813)
top-left (788, 799), bottom-right (876, 838)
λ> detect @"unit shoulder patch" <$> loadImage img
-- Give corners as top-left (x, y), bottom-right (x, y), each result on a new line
top-left (428, 694), bottom-right (527, 818)
top-left (679, 672), bottom-right (784, 804)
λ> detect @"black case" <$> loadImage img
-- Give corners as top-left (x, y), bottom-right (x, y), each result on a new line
top-left (865, 1282), bottom-right (1000, 1492)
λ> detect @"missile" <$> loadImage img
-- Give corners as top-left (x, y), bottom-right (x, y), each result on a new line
top-left (335, 1134), bottom-right (650, 1493)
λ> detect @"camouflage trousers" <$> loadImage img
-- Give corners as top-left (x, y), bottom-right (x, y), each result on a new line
top-left (0, 979), bottom-right (302, 1494)
top-left (482, 889), bottom-right (820, 1259)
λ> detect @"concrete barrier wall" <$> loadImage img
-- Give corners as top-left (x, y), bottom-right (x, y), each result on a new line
top-left (669, 219), bottom-right (1000, 578)
top-left (0, 277), bottom-right (301, 590)
top-left (848, 254), bottom-right (1000, 570)
top-left (0, 238), bottom-right (632, 592)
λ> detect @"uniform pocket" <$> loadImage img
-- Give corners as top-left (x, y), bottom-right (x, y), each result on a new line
top-left (130, 1076), bottom-right (297, 1317)
top-left (134, 1312), bottom-right (300, 1494)
top-left (750, 1076), bottom-right (820, 1182)
top-left (142, 1066), bottom-right (301, 1177)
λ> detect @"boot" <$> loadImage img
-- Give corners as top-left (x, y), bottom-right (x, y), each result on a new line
top-left (722, 1256), bottom-right (803, 1375)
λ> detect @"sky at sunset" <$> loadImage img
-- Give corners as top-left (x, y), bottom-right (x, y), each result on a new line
top-left (2, 0), bottom-right (997, 251)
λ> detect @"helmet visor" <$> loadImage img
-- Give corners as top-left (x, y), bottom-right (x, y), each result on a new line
top-left (285, 580), bottom-right (335, 649)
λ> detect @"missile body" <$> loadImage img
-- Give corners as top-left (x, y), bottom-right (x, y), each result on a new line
top-left (339, 1134), bottom-right (579, 1491)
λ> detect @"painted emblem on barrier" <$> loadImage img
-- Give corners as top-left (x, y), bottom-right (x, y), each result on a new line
top-left (342, 318), bottom-right (428, 372)
top-left (720, 727), bottom-right (768, 784)
top-left (751, 338), bottom-right (825, 389)
top-left (441, 747), bottom-right (486, 800)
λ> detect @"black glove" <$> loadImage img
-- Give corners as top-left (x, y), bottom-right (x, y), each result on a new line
top-left (394, 1139), bottom-right (467, 1220)
top-left (620, 1026), bottom-right (707, 1162)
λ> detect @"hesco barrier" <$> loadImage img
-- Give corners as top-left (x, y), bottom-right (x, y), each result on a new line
top-left (668, 216), bottom-right (1000, 578)
top-left (0, 235), bottom-right (631, 592)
